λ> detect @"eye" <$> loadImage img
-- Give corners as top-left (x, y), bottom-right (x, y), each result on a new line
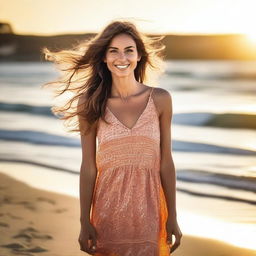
top-left (109, 49), bottom-right (133, 53)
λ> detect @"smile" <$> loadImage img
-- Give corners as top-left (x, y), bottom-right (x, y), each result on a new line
top-left (114, 64), bottom-right (130, 70)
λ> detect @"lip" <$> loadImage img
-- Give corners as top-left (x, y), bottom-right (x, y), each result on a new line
top-left (114, 64), bottom-right (130, 71)
top-left (114, 64), bottom-right (130, 66)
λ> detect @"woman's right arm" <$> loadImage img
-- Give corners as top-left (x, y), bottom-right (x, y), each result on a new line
top-left (79, 128), bottom-right (99, 254)
top-left (78, 96), bottom-right (98, 225)
top-left (79, 125), bottom-right (97, 225)
top-left (77, 96), bottom-right (98, 254)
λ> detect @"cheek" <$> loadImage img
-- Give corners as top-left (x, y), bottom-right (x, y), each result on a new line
top-left (105, 56), bottom-right (115, 63)
top-left (129, 54), bottom-right (139, 61)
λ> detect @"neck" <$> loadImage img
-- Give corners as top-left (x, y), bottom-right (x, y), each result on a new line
top-left (110, 76), bottom-right (141, 100)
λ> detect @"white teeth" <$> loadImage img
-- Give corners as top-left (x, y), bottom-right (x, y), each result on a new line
top-left (115, 64), bottom-right (129, 69)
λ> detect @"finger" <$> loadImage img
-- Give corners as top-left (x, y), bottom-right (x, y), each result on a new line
top-left (84, 245), bottom-right (94, 255)
top-left (88, 238), bottom-right (97, 254)
top-left (91, 237), bottom-right (97, 252)
top-left (80, 243), bottom-right (87, 253)
top-left (166, 233), bottom-right (172, 245)
top-left (78, 238), bottom-right (86, 252)
top-left (81, 238), bottom-right (90, 252)
top-left (89, 229), bottom-right (98, 252)
top-left (170, 243), bottom-right (179, 253)
top-left (170, 237), bottom-right (181, 253)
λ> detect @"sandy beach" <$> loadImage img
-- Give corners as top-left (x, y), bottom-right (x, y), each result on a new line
top-left (0, 166), bottom-right (255, 256)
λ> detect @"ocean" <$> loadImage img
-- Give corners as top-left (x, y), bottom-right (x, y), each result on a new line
top-left (0, 60), bottom-right (255, 199)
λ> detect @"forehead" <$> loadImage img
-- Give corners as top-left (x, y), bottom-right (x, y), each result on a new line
top-left (109, 34), bottom-right (136, 47)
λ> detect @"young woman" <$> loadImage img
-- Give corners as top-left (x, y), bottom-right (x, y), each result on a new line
top-left (42, 20), bottom-right (182, 256)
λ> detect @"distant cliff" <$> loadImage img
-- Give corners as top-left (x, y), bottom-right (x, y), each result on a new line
top-left (0, 25), bottom-right (256, 61)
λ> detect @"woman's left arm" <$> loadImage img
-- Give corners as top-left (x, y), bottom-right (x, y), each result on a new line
top-left (157, 88), bottom-right (182, 253)
top-left (158, 89), bottom-right (176, 219)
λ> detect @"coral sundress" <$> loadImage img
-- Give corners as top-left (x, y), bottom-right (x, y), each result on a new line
top-left (91, 87), bottom-right (170, 256)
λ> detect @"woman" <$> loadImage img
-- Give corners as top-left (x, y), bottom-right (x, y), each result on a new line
top-left (42, 20), bottom-right (182, 256)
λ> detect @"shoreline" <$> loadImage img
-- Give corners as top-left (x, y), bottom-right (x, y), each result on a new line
top-left (0, 163), bottom-right (256, 255)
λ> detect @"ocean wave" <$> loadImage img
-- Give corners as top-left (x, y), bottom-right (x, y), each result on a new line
top-left (0, 102), bottom-right (53, 117)
top-left (0, 129), bottom-right (79, 147)
top-left (1, 102), bottom-right (256, 130)
top-left (0, 129), bottom-right (255, 156)
top-left (178, 169), bottom-right (256, 194)
top-left (173, 112), bottom-right (256, 129)
top-left (178, 188), bottom-right (255, 205)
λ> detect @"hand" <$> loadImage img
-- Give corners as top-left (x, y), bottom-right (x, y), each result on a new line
top-left (166, 217), bottom-right (182, 254)
top-left (78, 222), bottom-right (98, 255)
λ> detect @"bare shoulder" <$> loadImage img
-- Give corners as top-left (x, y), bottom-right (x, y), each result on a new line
top-left (77, 94), bottom-right (98, 137)
top-left (77, 95), bottom-right (98, 169)
top-left (151, 87), bottom-right (172, 117)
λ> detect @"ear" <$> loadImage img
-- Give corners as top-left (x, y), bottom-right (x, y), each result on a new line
top-left (137, 55), bottom-right (141, 62)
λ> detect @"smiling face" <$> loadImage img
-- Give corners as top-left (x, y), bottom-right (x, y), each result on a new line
top-left (103, 33), bottom-right (141, 78)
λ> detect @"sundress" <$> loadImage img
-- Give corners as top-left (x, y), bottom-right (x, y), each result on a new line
top-left (90, 86), bottom-right (170, 256)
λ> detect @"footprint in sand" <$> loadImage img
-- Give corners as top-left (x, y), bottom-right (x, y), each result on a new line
top-left (12, 226), bottom-right (53, 242)
top-left (12, 252), bottom-right (34, 256)
top-left (54, 208), bottom-right (68, 213)
top-left (6, 212), bottom-right (23, 219)
top-left (0, 221), bottom-right (9, 227)
top-left (1, 195), bottom-right (13, 204)
top-left (21, 227), bottom-right (38, 232)
top-left (1, 197), bottom-right (36, 211)
top-left (16, 201), bottom-right (37, 211)
top-left (1, 242), bottom-right (48, 254)
top-left (24, 245), bottom-right (48, 253)
top-left (0, 196), bottom-right (36, 211)
top-left (36, 197), bottom-right (56, 205)
top-left (1, 242), bottom-right (25, 249)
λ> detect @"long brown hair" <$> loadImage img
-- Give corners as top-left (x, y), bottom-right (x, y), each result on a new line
top-left (41, 20), bottom-right (166, 136)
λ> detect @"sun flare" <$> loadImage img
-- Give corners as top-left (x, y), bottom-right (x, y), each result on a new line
top-left (244, 32), bottom-right (256, 44)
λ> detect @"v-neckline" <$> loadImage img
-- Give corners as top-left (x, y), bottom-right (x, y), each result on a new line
top-left (106, 89), bottom-right (152, 131)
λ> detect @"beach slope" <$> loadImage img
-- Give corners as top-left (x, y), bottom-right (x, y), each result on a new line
top-left (0, 172), bottom-right (255, 256)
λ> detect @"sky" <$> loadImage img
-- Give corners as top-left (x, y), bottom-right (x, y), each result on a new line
top-left (1, 0), bottom-right (256, 36)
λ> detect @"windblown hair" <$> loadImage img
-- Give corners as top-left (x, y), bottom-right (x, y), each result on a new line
top-left (41, 19), bottom-right (166, 136)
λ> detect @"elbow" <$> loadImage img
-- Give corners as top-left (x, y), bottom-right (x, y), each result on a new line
top-left (80, 163), bottom-right (98, 179)
top-left (160, 161), bottom-right (176, 175)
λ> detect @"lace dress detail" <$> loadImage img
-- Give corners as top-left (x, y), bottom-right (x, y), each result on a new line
top-left (91, 87), bottom-right (169, 256)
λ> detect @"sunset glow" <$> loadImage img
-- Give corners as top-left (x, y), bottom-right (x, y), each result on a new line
top-left (1, 0), bottom-right (256, 36)
top-left (245, 32), bottom-right (256, 44)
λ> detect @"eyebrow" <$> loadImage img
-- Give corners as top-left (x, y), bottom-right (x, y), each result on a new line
top-left (107, 46), bottom-right (135, 49)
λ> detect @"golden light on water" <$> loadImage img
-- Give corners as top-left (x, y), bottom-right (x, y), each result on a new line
top-left (231, 104), bottom-right (256, 114)
top-left (180, 211), bottom-right (256, 251)
top-left (245, 32), bottom-right (256, 44)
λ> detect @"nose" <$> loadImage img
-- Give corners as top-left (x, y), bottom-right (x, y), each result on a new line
top-left (117, 52), bottom-right (127, 60)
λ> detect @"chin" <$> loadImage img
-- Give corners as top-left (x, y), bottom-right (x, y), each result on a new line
top-left (112, 71), bottom-right (133, 77)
